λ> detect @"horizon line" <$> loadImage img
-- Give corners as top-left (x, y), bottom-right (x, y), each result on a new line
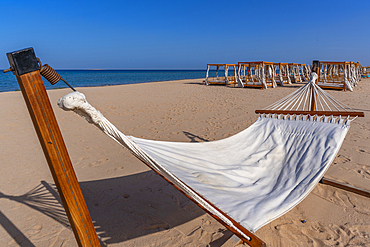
top-left (54, 68), bottom-right (207, 70)
top-left (1, 68), bottom-right (207, 71)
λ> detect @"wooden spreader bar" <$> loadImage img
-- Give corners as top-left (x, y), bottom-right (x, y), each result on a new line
top-left (6, 48), bottom-right (100, 247)
top-left (255, 110), bottom-right (365, 118)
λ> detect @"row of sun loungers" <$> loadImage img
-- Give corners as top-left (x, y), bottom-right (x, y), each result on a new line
top-left (205, 61), bottom-right (363, 91)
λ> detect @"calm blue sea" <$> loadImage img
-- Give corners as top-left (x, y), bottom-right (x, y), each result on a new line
top-left (0, 70), bottom-right (208, 92)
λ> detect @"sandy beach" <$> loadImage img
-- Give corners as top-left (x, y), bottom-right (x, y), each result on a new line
top-left (1, 78), bottom-right (370, 247)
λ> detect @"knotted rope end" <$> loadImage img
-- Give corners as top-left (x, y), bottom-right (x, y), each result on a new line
top-left (58, 92), bottom-right (104, 125)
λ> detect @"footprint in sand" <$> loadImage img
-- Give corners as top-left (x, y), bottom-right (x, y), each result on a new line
top-left (26, 225), bottom-right (43, 238)
top-left (357, 149), bottom-right (370, 154)
top-left (73, 156), bottom-right (88, 165)
top-left (114, 166), bottom-right (125, 172)
top-left (356, 164), bottom-right (370, 180)
top-left (271, 220), bottom-right (370, 246)
top-left (333, 155), bottom-right (351, 165)
top-left (32, 225), bottom-right (42, 230)
top-left (82, 158), bottom-right (109, 168)
top-left (314, 184), bottom-right (370, 215)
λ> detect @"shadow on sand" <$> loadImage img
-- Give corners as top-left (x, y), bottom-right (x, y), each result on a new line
top-left (0, 169), bottom-right (235, 246)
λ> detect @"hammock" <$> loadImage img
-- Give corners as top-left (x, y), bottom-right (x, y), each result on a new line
top-left (57, 73), bottom-right (362, 246)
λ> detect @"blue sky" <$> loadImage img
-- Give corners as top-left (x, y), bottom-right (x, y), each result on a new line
top-left (1, 0), bottom-right (369, 69)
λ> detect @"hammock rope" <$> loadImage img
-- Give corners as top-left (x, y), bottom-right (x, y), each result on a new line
top-left (260, 73), bottom-right (359, 122)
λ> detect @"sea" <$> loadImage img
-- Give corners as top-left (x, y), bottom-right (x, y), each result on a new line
top-left (0, 70), bottom-right (214, 93)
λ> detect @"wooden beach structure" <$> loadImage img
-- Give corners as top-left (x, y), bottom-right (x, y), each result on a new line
top-left (288, 63), bottom-right (302, 83)
top-left (237, 61), bottom-right (277, 89)
top-left (316, 61), bottom-right (360, 91)
top-left (363, 66), bottom-right (370, 77)
top-left (300, 63), bottom-right (311, 81)
top-left (273, 63), bottom-right (309, 86)
top-left (205, 63), bottom-right (237, 87)
top-left (273, 62), bottom-right (291, 85)
top-left (355, 61), bottom-right (363, 81)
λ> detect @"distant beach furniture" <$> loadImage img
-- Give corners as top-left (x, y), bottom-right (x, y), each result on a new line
top-left (273, 62), bottom-right (291, 85)
top-left (272, 63), bottom-right (309, 86)
top-left (316, 61), bottom-right (361, 91)
top-left (237, 61), bottom-right (277, 89)
top-left (287, 63), bottom-right (303, 83)
top-left (362, 66), bottom-right (370, 77)
top-left (204, 64), bottom-right (237, 87)
top-left (300, 63), bottom-right (311, 81)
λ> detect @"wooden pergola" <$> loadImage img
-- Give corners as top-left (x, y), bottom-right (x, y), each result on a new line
top-left (362, 66), bottom-right (370, 77)
top-left (299, 63), bottom-right (310, 81)
top-left (316, 61), bottom-right (362, 91)
top-left (273, 62), bottom-right (290, 85)
top-left (237, 61), bottom-right (276, 89)
top-left (205, 63), bottom-right (237, 87)
top-left (288, 63), bottom-right (302, 83)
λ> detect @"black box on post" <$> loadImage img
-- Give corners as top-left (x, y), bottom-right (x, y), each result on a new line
top-left (6, 47), bottom-right (40, 76)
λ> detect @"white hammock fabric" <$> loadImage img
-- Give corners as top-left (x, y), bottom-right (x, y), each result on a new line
top-left (130, 117), bottom-right (349, 232)
top-left (57, 77), bottom-right (352, 234)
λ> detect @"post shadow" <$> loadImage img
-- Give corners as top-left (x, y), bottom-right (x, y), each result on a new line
top-left (0, 210), bottom-right (35, 247)
top-left (1, 170), bottom-right (211, 245)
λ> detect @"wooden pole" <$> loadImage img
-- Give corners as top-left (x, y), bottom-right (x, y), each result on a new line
top-left (321, 177), bottom-right (370, 198)
top-left (6, 48), bottom-right (100, 247)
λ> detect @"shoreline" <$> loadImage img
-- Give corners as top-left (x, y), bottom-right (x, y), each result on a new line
top-left (0, 70), bottom-right (207, 93)
top-left (0, 77), bottom-right (206, 94)
top-left (1, 78), bottom-right (369, 246)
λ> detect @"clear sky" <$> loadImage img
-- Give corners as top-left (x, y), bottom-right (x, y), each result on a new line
top-left (1, 0), bottom-right (369, 69)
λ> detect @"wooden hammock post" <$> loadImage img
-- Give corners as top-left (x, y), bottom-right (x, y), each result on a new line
top-left (5, 48), bottom-right (100, 247)
top-left (310, 88), bottom-right (316, 111)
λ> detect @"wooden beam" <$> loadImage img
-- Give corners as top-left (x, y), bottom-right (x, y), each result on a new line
top-left (310, 87), bottom-right (316, 111)
top-left (318, 85), bottom-right (347, 91)
top-left (321, 177), bottom-right (370, 198)
top-left (255, 110), bottom-right (364, 117)
top-left (6, 48), bottom-right (100, 247)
